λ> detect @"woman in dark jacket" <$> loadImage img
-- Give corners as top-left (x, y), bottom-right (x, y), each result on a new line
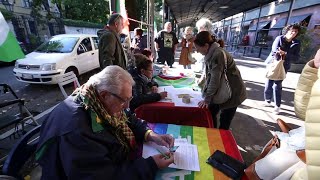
top-left (264, 24), bottom-right (301, 114)
top-left (194, 31), bottom-right (247, 129)
top-left (130, 54), bottom-right (167, 111)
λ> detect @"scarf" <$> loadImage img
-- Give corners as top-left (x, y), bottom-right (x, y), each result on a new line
top-left (72, 84), bottom-right (136, 154)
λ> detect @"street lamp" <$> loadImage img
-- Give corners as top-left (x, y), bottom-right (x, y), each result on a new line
top-left (1, 0), bottom-right (15, 12)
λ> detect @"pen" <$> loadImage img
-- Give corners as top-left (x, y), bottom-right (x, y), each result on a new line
top-left (156, 148), bottom-right (176, 165)
top-left (164, 88), bottom-right (166, 92)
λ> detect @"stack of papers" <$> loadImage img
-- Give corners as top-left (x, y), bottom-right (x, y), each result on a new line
top-left (142, 138), bottom-right (200, 171)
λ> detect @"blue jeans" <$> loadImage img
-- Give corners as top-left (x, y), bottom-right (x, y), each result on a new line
top-left (264, 79), bottom-right (283, 107)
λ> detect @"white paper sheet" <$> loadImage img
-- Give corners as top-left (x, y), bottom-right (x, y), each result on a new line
top-left (142, 140), bottom-right (200, 171)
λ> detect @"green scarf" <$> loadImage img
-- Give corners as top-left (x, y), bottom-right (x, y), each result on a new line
top-left (72, 84), bottom-right (136, 153)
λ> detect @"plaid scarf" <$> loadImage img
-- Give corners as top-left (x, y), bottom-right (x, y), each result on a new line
top-left (72, 84), bottom-right (136, 154)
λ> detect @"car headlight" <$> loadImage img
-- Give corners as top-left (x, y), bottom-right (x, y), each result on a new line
top-left (15, 61), bottom-right (19, 68)
top-left (41, 63), bottom-right (56, 71)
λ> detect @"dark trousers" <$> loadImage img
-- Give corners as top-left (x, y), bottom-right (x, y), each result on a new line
top-left (208, 103), bottom-right (237, 130)
top-left (264, 79), bottom-right (283, 107)
top-left (157, 52), bottom-right (174, 67)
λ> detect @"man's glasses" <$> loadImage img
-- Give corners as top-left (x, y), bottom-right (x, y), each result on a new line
top-left (110, 92), bottom-right (133, 105)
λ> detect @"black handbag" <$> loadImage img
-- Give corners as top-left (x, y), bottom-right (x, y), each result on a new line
top-left (206, 150), bottom-right (246, 180)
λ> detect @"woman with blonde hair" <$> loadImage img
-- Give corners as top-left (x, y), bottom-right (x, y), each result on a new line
top-left (179, 26), bottom-right (195, 69)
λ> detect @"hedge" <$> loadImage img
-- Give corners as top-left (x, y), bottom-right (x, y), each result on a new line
top-left (63, 19), bottom-right (104, 28)
top-left (0, 8), bottom-right (13, 20)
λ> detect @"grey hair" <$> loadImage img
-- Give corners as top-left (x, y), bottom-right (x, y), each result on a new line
top-left (164, 22), bottom-right (171, 28)
top-left (196, 18), bottom-right (213, 34)
top-left (108, 13), bottom-right (123, 26)
top-left (87, 66), bottom-right (135, 94)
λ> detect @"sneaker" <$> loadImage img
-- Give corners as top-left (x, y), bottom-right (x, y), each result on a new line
top-left (274, 106), bottom-right (280, 114)
top-left (263, 100), bottom-right (272, 107)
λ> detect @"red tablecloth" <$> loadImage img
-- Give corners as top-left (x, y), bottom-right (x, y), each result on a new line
top-left (135, 102), bottom-right (213, 128)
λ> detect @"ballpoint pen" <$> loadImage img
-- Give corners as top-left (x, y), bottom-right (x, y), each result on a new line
top-left (156, 148), bottom-right (176, 165)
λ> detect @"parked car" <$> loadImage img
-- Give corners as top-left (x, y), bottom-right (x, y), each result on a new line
top-left (13, 34), bottom-right (100, 84)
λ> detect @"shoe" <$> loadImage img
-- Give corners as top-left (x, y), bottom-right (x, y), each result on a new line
top-left (274, 106), bottom-right (280, 115)
top-left (263, 100), bottom-right (272, 107)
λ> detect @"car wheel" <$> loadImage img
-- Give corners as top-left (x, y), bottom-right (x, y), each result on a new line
top-left (65, 67), bottom-right (79, 77)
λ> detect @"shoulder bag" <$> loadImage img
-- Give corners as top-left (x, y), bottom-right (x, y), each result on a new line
top-left (266, 55), bottom-right (286, 80)
top-left (211, 50), bottom-right (232, 104)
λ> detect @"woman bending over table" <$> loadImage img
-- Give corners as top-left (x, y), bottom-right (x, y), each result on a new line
top-left (194, 31), bottom-right (246, 129)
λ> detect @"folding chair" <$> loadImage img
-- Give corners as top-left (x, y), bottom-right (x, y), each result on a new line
top-left (56, 71), bottom-right (80, 99)
top-left (0, 84), bottom-right (39, 139)
top-left (2, 125), bottom-right (41, 179)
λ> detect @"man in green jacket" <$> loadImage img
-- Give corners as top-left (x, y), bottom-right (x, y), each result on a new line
top-left (98, 13), bottom-right (128, 70)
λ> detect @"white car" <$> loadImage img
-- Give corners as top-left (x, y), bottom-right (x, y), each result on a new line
top-left (13, 34), bottom-right (100, 84)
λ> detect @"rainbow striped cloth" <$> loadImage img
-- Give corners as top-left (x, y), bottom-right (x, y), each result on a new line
top-left (153, 75), bottom-right (195, 88)
top-left (148, 123), bottom-right (243, 180)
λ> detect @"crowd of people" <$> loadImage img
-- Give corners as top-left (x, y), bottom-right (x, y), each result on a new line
top-left (33, 13), bottom-right (319, 179)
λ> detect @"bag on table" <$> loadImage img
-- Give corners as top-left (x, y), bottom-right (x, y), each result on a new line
top-left (207, 150), bottom-right (246, 180)
top-left (211, 51), bottom-right (232, 104)
top-left (266, 55), bottom-right (286, 80)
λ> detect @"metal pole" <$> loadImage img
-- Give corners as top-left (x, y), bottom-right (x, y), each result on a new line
top-left (238, 12), bottom-right (246, 45)
top-left (284, 0), bottom-right (295, 26)
top-left (150, 0), bottom-right (155, 55)
top-left (147, 0), bottom-right (150, 49)
top-left (253, 4), bottom-right (262, 45)
top-left (162, 0), bottom-right (165, 28)
top-left (109, 0), bottom-right (116, 14)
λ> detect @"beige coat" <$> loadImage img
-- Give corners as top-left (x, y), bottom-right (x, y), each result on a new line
top-left (291, 66), bottom-right (320, 180)
top-left (294, 60), bottom-right (318, 120)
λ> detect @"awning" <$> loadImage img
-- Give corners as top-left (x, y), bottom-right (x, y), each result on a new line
top-left (248, 21), bottom-right (270, 31)
top-left (242, 21), bottom-right (252, 27)
top-left (271, 14), bottom-right (312, 29)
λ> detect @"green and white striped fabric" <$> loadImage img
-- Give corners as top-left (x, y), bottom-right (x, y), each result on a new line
top-left (0, 11), bottom-right (25, 62)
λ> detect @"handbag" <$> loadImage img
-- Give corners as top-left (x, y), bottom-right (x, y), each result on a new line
top-left (266, 55), bottom-right (286, 80)
top-left (187, 52), bottom-right (197, 63)
top-left (211, 51), bottom-right (232, 104)
top-left (207, 150), bottom-right (246, 180)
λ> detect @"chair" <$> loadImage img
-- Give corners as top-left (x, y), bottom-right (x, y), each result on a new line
top-left (2, 125), bottom-right (41, 179)
top-left (0, 84), bottom-right (39, 139)
top-left (56, 71), bottom-right (80, 99)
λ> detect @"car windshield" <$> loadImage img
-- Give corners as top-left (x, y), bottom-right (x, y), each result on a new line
top-left (35, 37), bottom-right (79, 53)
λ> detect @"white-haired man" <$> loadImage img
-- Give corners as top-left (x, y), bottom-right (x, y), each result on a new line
top-left (154, 22), bottom-right (179, 68)
top-left (36, 66), bottom-right (174, 179)
top-left (196, 18), bottom-right (214, 35)
top-left (98, 13), bottom-right (128, 69)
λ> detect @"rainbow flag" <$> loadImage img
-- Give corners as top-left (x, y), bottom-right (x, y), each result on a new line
top-left (0, 11), bottom-right (25, 62)
top-left (153, 75), bottom-right (195, 88)
top-left (148, 123), bottom-right (244, 180)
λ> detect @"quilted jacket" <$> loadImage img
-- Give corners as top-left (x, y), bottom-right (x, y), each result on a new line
top-left (294, 60), bottom-right (318, 120)
top-left (292, 65), bottom-right (320, 180)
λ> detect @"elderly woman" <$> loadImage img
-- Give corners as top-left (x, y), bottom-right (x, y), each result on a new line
top-left (179, 26), bottom-right (195, 69)
top-left (130, 54), bottom-right (167, 111)
top-left (36, 66), bottom-right (174, 179)
top-left (194, 31), bottom-right (246, 129)
top-left (264, 24), bottom-right (301, 114)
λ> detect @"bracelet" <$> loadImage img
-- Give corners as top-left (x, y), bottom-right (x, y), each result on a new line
top-left (144, 130), bottom-right (153, 141)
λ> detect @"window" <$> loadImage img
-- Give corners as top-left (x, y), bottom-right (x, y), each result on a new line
top-left (22, 0), bottom-right (32, 8)
top-left (79, 38), bottom-right (92, 52)
top-left (92, 37), bottom-right (99, 49)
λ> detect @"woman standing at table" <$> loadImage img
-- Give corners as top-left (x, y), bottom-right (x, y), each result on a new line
top-left (130, 54), bottom-right (168, 111)
top-left (179, 26), bottom-right (195, 69)
top-left (194, 31), bottom-right (246, 129)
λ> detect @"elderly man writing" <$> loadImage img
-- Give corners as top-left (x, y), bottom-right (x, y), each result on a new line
top-left (36, 66), bottom-right (174, 179)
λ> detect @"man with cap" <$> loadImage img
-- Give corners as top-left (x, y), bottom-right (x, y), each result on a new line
top-left (98, 13), bottom-right (128, 70)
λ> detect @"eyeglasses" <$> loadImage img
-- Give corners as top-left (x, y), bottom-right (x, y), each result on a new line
top-left (145, 69), bottom-right (153, 72)
top-left (110, 92), bottom-right (133, 105)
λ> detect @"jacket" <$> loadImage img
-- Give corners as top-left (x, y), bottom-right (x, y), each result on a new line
top-left (203, 43), bottom-right (247, 109)
top-left (130, 69), bottom-right (161, 111)
top-left (291, 67), bottom-right (320, 180)
top-left (294, 60), bottom-right (318, 120)
top-left (36, 97), bottom-right (158, 180)
top-left (265, 35), bottom-right (300, 72)
top-left (179, 36), bottom-right (194, 66)
top-left (98, 27), bottom-right (127, 69)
